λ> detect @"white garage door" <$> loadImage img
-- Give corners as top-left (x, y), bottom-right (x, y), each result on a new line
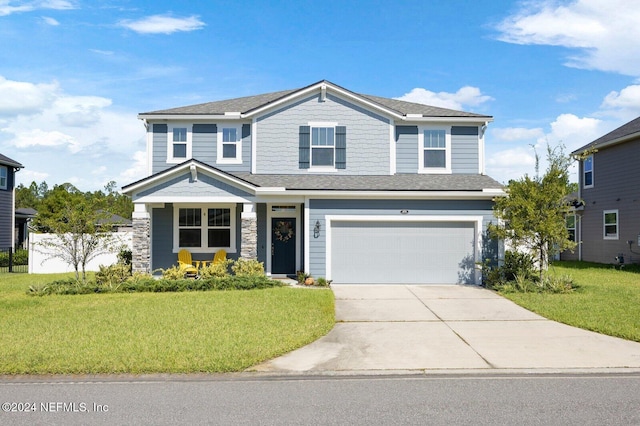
top-left (330, 221), bottom-right (476, 284)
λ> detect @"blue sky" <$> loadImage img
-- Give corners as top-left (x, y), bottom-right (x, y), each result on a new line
top-left (1, 0), bottom-right (640, 191)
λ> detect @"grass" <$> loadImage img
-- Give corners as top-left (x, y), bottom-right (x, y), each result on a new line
top-left (500, 261), bottom-right (640, 342)
top-left (0, 272), bottom-right (334, 374)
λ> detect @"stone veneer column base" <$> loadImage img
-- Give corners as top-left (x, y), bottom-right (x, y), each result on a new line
top-left (240, 213), bottom-right (258, 260)
top-left (132, 216), bottom-right (151, 274)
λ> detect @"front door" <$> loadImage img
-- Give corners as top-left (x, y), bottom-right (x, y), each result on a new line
top-left (272, 218), bottom-right (296, 274)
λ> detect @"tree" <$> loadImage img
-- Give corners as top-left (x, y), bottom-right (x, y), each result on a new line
top-left (33, 185), bottom-right (116, 282)
top-left (488, 145), bottom-right (577, 282)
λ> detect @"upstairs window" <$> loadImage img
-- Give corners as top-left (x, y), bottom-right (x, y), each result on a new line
top-left (217, 126), bottom-right (242, 164)
top-left (311, 127), bottom-right (335, 167)
top-left (603, 210), bottom-right (618, 240)
top-left (0, 166), bottom-right (7, 190)
top-left (583, 155), bottom-right (593, 188)
top-left (167, 125), bottom-right (191, 163)
top-left (419, 127), bottom-right (451, 173)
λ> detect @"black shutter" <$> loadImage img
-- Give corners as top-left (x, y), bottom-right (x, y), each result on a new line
top-left (299, 126), bottom-right (310, 169)
top-left (153, 123), bottom-right (168, 134)
top-left (242, 124), bottom-right (250, 139)
top-left (335, 126), bottom-right (346, 169)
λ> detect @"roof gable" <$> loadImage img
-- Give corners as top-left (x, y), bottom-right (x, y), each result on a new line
top-left (0, 153), bottom-right (23, 168)
top-left (139, 80), bottom-right (492, 122)
top-left (573, 116), bottom-right (640, 154)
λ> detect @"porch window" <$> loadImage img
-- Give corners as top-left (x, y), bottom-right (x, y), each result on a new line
top-left (174, 205), bottom-right (236, 252)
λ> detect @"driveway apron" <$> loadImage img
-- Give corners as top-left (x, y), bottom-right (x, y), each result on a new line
top-left (253, 285), bottom-right (640, 373)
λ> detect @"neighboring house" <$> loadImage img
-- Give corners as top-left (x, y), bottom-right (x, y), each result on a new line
top-left (0, 154), bottom-right (23, 250)
top-left (565, 116), bottom-right (640, 264)
top-left (123, 80), bottom-right (503, 284)
top-left (15, 207), bottom-right (37, 249)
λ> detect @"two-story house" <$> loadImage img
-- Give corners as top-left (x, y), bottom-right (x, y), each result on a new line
top-left (565, 116), bottom-right (640, 264)
top-left (0, 153), bottom-right (23, 250)
top-left (123, 80), bottom-right (503, 284)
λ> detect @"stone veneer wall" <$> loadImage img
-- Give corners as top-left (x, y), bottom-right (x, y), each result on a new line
top-left (132, 216), bottom-right (150, 273)
top-left (240, 215), bottom-right (257, 259)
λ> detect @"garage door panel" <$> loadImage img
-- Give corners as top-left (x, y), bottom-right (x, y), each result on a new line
top-left (331, 221), bottom-right (475, 284)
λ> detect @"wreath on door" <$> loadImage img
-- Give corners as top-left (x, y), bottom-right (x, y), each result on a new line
top-left (274, 221), bottom-right (294, 242)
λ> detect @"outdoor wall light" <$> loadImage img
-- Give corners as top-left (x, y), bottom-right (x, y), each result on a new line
top-left (314, 220), bottom-right (321, 238)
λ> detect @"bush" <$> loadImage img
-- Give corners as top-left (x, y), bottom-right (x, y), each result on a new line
top-left (484, 250), bottom-right (537, 289)
top-left (95, 263), bottom-right (131, 289)
top-left (199, 259), bottom-right (232, 279)
top-left (315, 277), bottom-right (332, 287)
top-left (0, 249), bottom-right (28, 267)
top-left (231, 258), bottom-right (265, 277)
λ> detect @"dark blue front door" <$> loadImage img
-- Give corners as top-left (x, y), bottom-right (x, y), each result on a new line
top-left (272, 218), bottom-right (296, 274)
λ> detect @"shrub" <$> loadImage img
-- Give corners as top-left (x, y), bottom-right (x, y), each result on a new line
top-left (199, 259), bottom-right (232, 279)
top-left (95, 263), bottom-right (131, 289)
top-left (297, 271), bottom-right (310, 284)
top-left (0, 249), bottom-right (28, 267)
top-left (158, 265), bottom-right (191, 280)
top-left (117, 247), bottom-right (132, 266)
top-left (231, 258), bottom-right (265, 277)
top-left (484, 250), bottom-right (537, 290)
top-left (315, 277), bottom-right (331, 287)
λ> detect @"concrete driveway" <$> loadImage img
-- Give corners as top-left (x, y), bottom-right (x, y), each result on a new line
top-left (253, 285), bottom-right (640, 373)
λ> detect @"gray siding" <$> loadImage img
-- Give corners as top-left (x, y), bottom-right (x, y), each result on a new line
top-left (151, 124), bottom-right (168, 174)
top-left (307, 199), bottom-right (496, 278)
top-left (0, 167), bottom-right (14, 248)
top-left (151, 122), bottom-right (252, 175)
top-left (451, 126), bottom-right (479, 174)
top-left (395, 125), bottom-right (479, 174)
top-left (578, 138), bottom-right (640, 264)
top-left (136, 172), bottom-right (254, 200)
top-left (396, 126), bottom-right (418, 174)
top-left (256, 93), bottom-right (391, 174)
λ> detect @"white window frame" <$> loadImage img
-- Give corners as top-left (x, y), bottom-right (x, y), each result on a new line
top-left (603, 209), bottom-right (618, 240)
top-left (217, 125), bottom-right (243, 164)
top-left (0, 166), bottom-right (7, 190)
top-left (173, 204), bottom-right (237, 253)
top-left (167, 125), bottom-right (192, 164)
top-left (566, 214), bottom-right (576, 242)
top-left (418, 126), bottom-right (451, 174)
top-left (309, 121), bottom-right (337, 172)
top-left (583, 155), bottom-right (593, 189)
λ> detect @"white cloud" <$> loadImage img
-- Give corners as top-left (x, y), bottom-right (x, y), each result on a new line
top-left (395, 86), bottom-right (493, 111)
top-left (0, 75), bottom-right (145, 190)
top-left (119, 150), bottom-right (148, 183)
top-left (495, 0), bottom-right (640, 76)
top-left (0, 76), bottom-right (58, 117)
top-left (600, 84), bottom-right (640, 120)
top-left (41, 16), bottom-right (59, 25)
top-left (0, 0), bottom-right (74, 16)
top-left (118, 14), bottom-right (205, 35)
top-left (492, 127), bottom-right (544, 141)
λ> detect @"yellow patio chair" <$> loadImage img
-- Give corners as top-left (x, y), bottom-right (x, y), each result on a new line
top-left (177, 249), bottom-right (199, 277)
top-left (201, 249), bottom-right (227, 268)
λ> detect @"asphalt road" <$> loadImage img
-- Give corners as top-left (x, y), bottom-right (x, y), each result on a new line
top-left (1, 373), bottom-right (639, 425)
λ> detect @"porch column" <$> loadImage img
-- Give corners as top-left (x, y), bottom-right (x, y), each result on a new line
top-left (132, 204), bottom-right (151, 274)
top-left (240, 203), bottom-right (258, 260)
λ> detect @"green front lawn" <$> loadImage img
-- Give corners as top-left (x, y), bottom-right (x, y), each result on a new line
top-left (0, 273), bottom-right (334, 374)
top-left (501, 261), bottom-right (640, 342)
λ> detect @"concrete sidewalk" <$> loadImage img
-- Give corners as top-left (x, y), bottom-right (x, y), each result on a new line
top-left (252, 285), bottom-right (640, 373)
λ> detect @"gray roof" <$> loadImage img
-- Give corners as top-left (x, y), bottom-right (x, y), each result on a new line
top-left (141, 80), bottom-right (491, 119)
top-left (0, 153), bottom-right (23, 168)
top-left (232, 173), bottom-right (503, 191)
top-left (573, 116), bottom-right (640, 154)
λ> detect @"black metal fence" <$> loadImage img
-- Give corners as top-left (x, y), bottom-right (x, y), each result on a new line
top-left (0, 247), bottom-right (29, 273)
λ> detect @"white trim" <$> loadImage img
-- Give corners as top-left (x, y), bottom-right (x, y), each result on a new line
top-left (603, 209), bottom-right (619, 240)
top-left (216, 124), bottom-right (243, 165)
top-left (324, 215), bottom-right (484, 285)
top-left (146, 123), bottom-right (153, 176)
top-left (304, 197), bottom-right (310, 273)
top-left (166, 124), bottom-right (192, 164)
top-left (135, 195), bottom-right (252, 204)
top-left (253, 189), bottom-right (503, 199)
top-left (172, 203), bottom-right (237, 254)
top-left (251, 118), bottom-right (257, 174)
top-left (266, 203), bottom-right (301, 276)
top-left (479, 123), bottom-right (487, 174)
top-left (418, 125), bottom-right (452, 174)
top-left (389, 121), bottom-right (396, 175)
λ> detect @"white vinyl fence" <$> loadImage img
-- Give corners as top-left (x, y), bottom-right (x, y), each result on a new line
top-left (29, 233), bottom-right (133, 274)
